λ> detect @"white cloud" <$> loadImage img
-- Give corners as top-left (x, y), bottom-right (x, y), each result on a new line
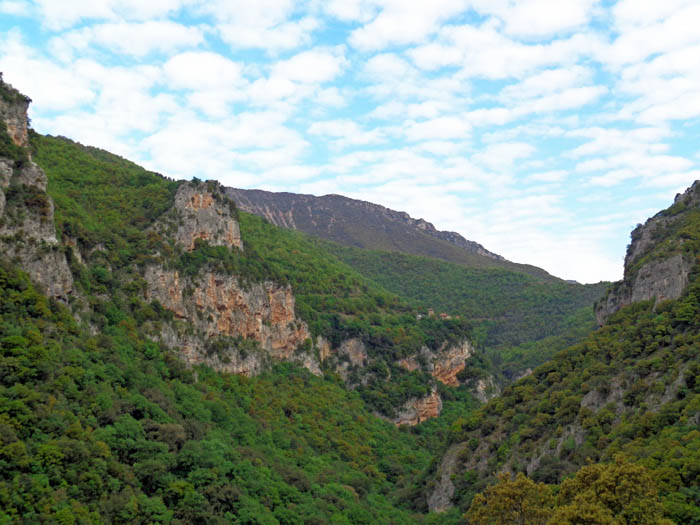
top-left (473, 142), bottom-right (535, 171)
top-left (404, 116), bottom-right (471, 142)
top-left (163, 51), bottom-right (245, 90)
top-left (500, 66), bottom-right (593, 100)
top-left (348, 0), bottom-right (469, 51)
top-left (409, 24), bottom-right (603, 79)
top-left (33, 0), bottom-right (191, 30)
top-left (272, 48), bottom-right (348, 84)
top-left (529, 170), bottom-right (568, 182)
top-left (323, 0), bottom-right (378, 22)
top-left (308, 119), bottom-right (385, 147)
top-left (202, 0), bottom-right (318, 52)
top-left (51, 20), bottom-right (204, 58)
top-left (0, 0), bottom-right (29, 15)
top-left (474, 0), bottom-right (601, 39)
top-left (0, 35), bottom-right (95, 110)
top-left (607, 1), bottom-right (700, 65)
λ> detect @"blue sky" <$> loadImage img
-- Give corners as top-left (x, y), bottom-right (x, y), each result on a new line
top-left (2, 0), bottom-right (700, 283)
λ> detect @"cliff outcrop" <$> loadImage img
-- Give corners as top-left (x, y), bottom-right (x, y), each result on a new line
top-left (397, 340), bottom-right (474, 387)
top-left (392, 388), bottom-right (443, 426)
top-left (145, 266), bottom-right (316, 375)
top-left (596, 182), bottom-right (700, 324)
top-left (156, 182), bottom-right (242, 251)
top-left (144, 181), bottom-right (318, 375)
top-left (0, 77), bottom-right (73, 302)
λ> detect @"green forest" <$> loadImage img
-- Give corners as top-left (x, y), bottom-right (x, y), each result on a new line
top-left (1, 81), bottom-right (699, 523)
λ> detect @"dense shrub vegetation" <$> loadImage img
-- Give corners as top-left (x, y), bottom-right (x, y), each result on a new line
top-left (0, 128), bottom-right (692, 523)
top-left (451, 269), bottom-right (700, 523)
top-left (30, 134), bottom-right (484, 417)
top-left (326, 245), bottom-right (607, 374)
top-left (0, 262), bottom-right (438, 523)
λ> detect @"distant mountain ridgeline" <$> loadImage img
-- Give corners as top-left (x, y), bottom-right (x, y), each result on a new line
top-left (226, 187), bottom-right (557, 281)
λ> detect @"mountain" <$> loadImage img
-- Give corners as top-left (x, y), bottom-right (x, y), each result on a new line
top-left (426, 182), bottom-right (700, 523)
top-left (2, 76), bottom-right (483, 522)
top-left (226, 187), bottom-right (557, 281)
top-left (3, 74), bottom-right (688, 524)
top-left (225, 188), bottom-right (609, 379)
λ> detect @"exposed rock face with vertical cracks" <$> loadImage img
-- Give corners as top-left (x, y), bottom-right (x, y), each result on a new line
top-left (392, 388), bottom-right (443, 426)
top-left (0, 78), bottom-right (73, 302)
top-left (596, 181), bottom-right (699, 325)
top-left (144, 266), bottom-right (315, 375)
top-left (170, 182), bottom-right (242, 251)
top-left (397, 339), bottom-right (474, 387)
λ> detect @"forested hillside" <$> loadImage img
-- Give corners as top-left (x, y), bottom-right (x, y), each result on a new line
top-left (3, 75), bottom-right (698, 524)
top-left (326, 245), bottom-right (608, 376)
top-left (429, 184), bottom-right (700, 524)
top-left (0, 261), bottom-right (437, 523)
top-left (30, 133), bottom-right (483, 420)
top-left (1, 81), bottom-right (481, 522)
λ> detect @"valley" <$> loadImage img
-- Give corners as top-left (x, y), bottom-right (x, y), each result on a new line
top-left (1, 75), bottom-right (699, 523)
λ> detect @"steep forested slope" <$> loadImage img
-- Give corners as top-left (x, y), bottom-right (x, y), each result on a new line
top-left (30, 133), bottom-right (483, 421)
top-left (429, 184), bottom-right (700, 524)
top-left (1, 80), bottom-right (475, 523)
top-left (0, 262), bottom-right (437, 523)
top-left (325, 245), bottom-right (608, 375)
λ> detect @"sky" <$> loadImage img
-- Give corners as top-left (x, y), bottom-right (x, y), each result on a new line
top-left (1, 1), bottom-right (700, 283)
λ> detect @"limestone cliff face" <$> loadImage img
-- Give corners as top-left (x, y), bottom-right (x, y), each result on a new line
top-left (392, 388), bottom-right (442, 426)
top-left (596, 181), bottom-right (699, 324)
top-left (144, 266), bottom-right (315, 375)
top-left (165, 183), bottom-right (242, 251)
top-left (0, 78), bottom-right (73, 302)
top-left (397, 340), bottom-right (474, 387)
top-left (144, 181), bottom-right (317, 376)
top-left (0, 77), bottom-right (30, 149)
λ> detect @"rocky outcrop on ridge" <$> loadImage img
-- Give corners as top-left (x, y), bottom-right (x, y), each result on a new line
top-left (144, 181), bottom-right (317, 376)
top-left (0, 76), bottom-right (73, 302)
top-left (596, 181), bottom-right (700, 324)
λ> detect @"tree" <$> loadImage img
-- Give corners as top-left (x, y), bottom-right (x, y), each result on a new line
top-left (551, 456), bottom-right (673, 525)
top-left (465, 472), bottom-right (554, 525)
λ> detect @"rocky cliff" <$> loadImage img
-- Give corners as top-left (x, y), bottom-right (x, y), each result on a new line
top-left (145, 181), bottom-right (318, 375)
top-left (0, 76), bottom-right (73, 302)
top-left (596, 181), bottom-right (699, 324)
top-left (393, 388), bottom-right (443, 426)
top-left (397, 340), bottom-right (474, 387)
top-left (172, 183), bottom-right (242, 251)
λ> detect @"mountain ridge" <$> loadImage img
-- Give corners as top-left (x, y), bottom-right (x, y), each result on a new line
top-left (226, 186), bottom-right (560, 281)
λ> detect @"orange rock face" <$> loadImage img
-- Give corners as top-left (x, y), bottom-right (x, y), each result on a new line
top-left (166, 183), bottom-right (243, 252)
top-left (145, 267), bottom-right (312, 370)
top-left (393, 389), bottom-right (443, 426)
top-left (396, 340), bottom-right (474, 387)
top-left (186, 193), bottom-right (214, 210)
